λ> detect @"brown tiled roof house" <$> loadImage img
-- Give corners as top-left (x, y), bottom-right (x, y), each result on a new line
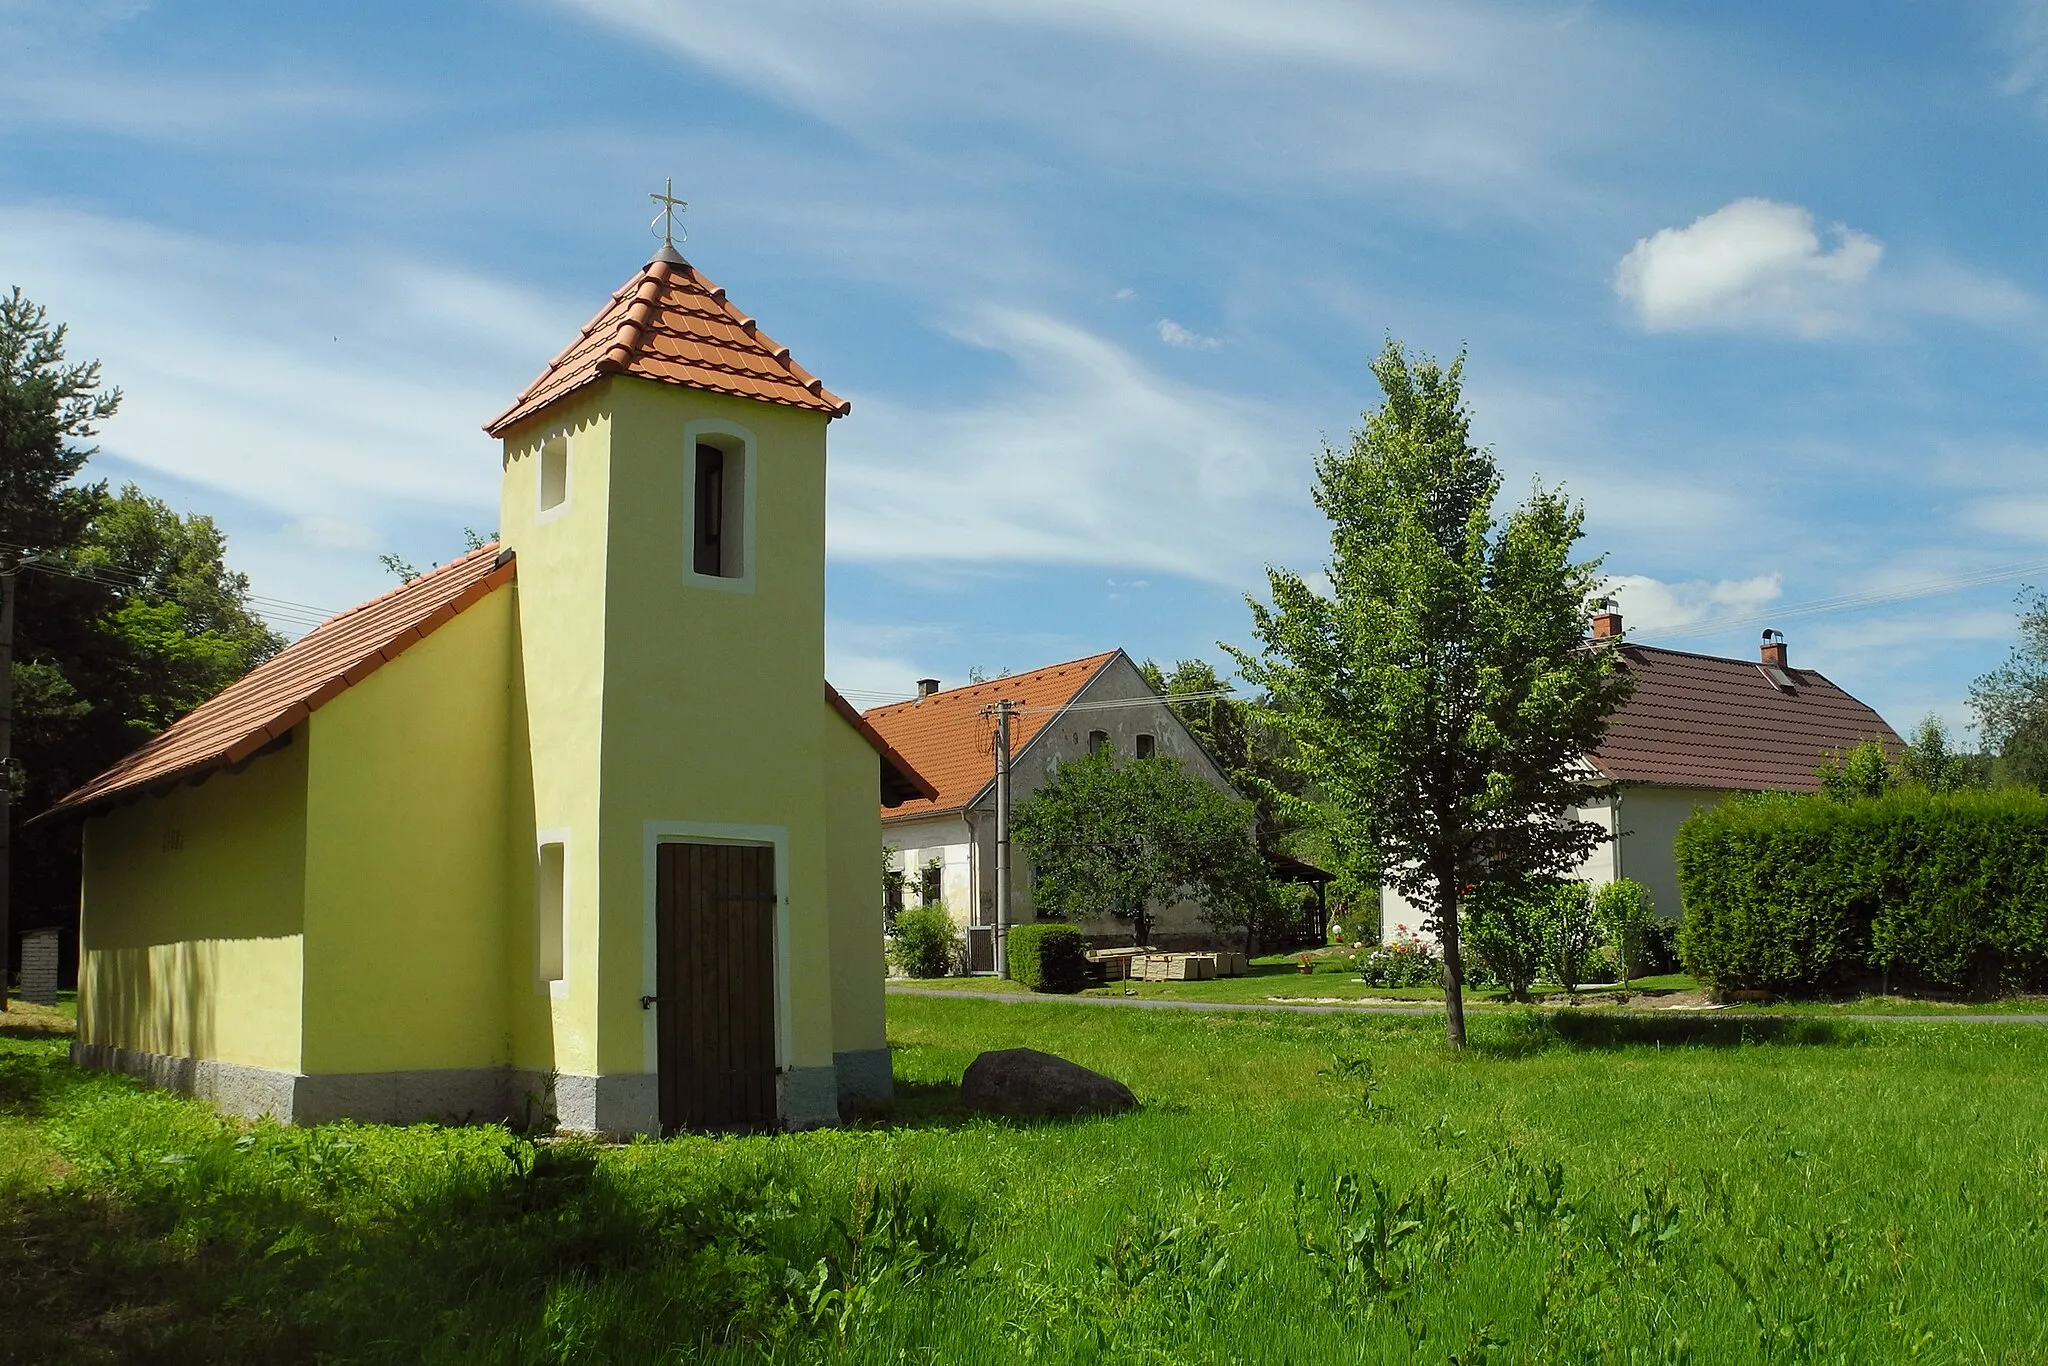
top-left (1382, 613), bottom-right (1902, 942)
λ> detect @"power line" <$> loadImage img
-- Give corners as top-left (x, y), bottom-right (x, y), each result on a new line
top-left (1629, 560), bottom-right (2048, 643)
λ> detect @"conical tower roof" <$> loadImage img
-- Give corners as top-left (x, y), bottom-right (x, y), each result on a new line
top-left (485, 249), bottom-right (849, 437)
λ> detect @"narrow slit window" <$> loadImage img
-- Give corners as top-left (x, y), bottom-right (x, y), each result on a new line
top-left (1135, 733), bottom-right (1155, 759)
top-left (692, 442), bottom-right (746, 578)
top-left (539, 435), bottom-right (569, 513)
top-left (536, 841), bottom-right (566, 988)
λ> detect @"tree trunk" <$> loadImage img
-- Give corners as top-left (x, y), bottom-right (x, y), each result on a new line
top-left (1437, 874), bottom-right (1467, 1050)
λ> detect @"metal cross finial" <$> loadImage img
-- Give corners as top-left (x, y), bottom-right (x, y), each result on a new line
top-left (649, 177), bottom-right (688, 249)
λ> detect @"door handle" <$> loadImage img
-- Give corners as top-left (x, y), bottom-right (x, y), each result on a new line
top-left (640, 995), bottom-right (661, 1010)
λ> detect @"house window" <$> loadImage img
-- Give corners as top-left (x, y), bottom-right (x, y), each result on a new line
top-left (536, 839), bottom-right (567, 990)
top-left (1135, 733), bottom-right (1155, 759)
top-left (920, 858), bottom-right (943, 907)
top-left (538, 434), bottom-right (569, 514)
top-left (1088, 729), bottom-right (1110, 755)
top-left (691, 441), bottom-right (746, 578)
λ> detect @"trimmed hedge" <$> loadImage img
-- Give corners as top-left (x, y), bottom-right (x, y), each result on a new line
top-left (1006, 923), bottom-right (1089, 993)
top-left (1675, 788), bottom-right (2048, 992)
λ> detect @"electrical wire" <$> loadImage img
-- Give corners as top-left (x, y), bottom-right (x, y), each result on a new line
top-left (0, 540), bottom-right (339, 630)
top-left (1629, 559), bottom-right (2048, 643)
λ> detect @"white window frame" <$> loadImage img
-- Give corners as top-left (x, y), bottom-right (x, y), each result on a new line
top-left (535, 828), bottom-right (572, 998)
top-left (640, 821), bottom-right (791, 1076)
top-left (682, 419), bottom-right (758, 593)
top-left (536, 427), bottom-right (573, 521)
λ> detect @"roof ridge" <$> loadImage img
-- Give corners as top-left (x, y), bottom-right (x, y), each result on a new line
top-left (310, 542), bottom-right (502, 632)
top-left (861, 650), bottom-right (1120, 715)
top-left (44, 547), bottom-right (516, 820)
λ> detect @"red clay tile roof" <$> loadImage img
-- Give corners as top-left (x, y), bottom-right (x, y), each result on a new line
top-left (1591, 643), bottom-right (1901, 794)
top-left (828, 685), bottom-right (937, 808)
top-left (46, 545), bottom-right (517, 819)
top-left (484, 249), bottom-right (849, 437)
top-left (860, 652), bottom-right (1121, 820)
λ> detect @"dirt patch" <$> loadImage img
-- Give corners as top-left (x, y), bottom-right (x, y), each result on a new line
top-left (0, 1000), bottom-right (75, 1038)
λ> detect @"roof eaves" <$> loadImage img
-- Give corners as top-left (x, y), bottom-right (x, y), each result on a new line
top-left (828, 684), bottom-right (939, 806)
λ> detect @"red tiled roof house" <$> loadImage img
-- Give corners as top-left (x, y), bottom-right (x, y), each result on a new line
top-left (862, 650), bottom-right (1247, 964)
top-left (58, 244), bottom-right (931, 1134)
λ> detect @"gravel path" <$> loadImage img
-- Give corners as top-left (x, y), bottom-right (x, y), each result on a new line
top-left (885, 985), bottom-right (2048, 1026)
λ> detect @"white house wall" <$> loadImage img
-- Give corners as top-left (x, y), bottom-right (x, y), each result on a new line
top-left (1377, 784), bottom-right (1731, 946)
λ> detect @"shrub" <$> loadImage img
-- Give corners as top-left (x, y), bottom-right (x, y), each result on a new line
top-left (1463, 884), bottom-right (1545, 1000)
top-left (1354, 929), bottom-right (1442, 989)
top-left (1676, 787), bottom-right (2048, 992)
top-left (1541, 881), bottom-right (1601, 993)
top-left (1006, 923), bottom-right (1089, 993)
top-left (889, 904), bottom-right (961, 979)
top-left (1593, 878), bottom-right (1657, 984)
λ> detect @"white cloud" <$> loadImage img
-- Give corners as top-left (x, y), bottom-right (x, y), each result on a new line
top-left (1155, 318), bottom-right (1220, 349)
top-left (1965, 496), bottom-right (2048, 541)
top-left (0, 205), bottom-right (585, 526)
top-left (1614, 198), bottom-right (1882, 337)
top-left (1603, 572), bottom-right (1782, 634)
top-left (2000, 0), bottom-right (2048, 101)
top-left (554, 0), bottom-right (1655, 210)
top-left (828, 308), bottom-right (1316, 585)
top-left (1113, 288), bottom-right (1136, 301)
top-left (285, 516), bottom-right (382, 553)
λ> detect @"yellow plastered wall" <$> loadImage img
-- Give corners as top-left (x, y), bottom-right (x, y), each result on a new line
top-left (77, 735), bottom-right (308, 1073)
top-left (498, 394), bottom-right (612, 1077)
top-left (593, 380), bottom-right (836, 1076)
top-left (825, 704), bottom-right (888, 1056)
top-left (298, 587), bottom-right (516, 1074)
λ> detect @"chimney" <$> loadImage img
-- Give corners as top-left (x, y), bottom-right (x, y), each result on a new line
top-left (1760, 630), bottom-right (1788, 669)
top-left (916, 678), bottom-right (940, 699)
top-left (1590, 609), bottom-right (1622, 640)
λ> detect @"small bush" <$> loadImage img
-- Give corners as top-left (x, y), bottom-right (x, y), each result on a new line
top-left (1593, 878), bottom-right (1657, 984)
top-left (1006, 923), bottom-right (1089, 993)
top-left (1541, 881), bottom-right (1602, 993)
top-left (889, 904), bottom-right (961, 979)
top-left (1463, 884), bottom-right (1545, 1000)
top-left (1354, 930), bottom-right (1442, 989)
top-left (1676, 787), bottom-right (2048, 992)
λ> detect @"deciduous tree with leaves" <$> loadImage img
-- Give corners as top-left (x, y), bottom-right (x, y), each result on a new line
top-left (2, 289), bottom-right (283, 949)
top-left (1231, 340), bottom-right (1631, 1048)
top-left (1011, 748), bottom-right (1264, 947)
top-left (1971, 589), bottom-right (2048, 790)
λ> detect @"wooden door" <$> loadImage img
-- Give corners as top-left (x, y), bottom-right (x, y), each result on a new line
top-left (655, 842), bottom-right (778, 1132)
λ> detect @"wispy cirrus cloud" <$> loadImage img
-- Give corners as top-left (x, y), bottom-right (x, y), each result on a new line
top-left (829, 307), bottom-right (1317, 585)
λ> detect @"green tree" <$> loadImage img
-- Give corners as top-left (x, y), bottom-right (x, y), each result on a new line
top-left (1817, 738), bottom-right (1899, 801)
top-left (1970, 591), bottom-right (2048, 790)
top-left (1012, 749), bottom-right (1263, 946)
top-left (1899, 715), bottom-right (1985, 794)
top-left (1, 292), bottom-right (282, 939)
top-left (1231, 340), bottom-right (1631, 1048)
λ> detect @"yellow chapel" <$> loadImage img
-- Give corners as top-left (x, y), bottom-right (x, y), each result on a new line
top-left (47, 241), bottom-right (933, 1135)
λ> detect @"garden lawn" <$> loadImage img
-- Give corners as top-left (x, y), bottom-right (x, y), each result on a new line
top-left (7, 996), bottom-right (2048, 1363)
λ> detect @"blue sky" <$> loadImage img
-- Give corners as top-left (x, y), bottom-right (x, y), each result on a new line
top-left (3, 1), bottom-right (2046, 732)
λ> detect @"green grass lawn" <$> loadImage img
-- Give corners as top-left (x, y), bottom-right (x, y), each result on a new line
top-left (897, 957), bottom-right (2048, 1016)
top-left (8, 995), bottom-right (2048, 1363)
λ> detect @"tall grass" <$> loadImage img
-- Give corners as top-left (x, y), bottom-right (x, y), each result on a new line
top-left (7, 998), bottom-right (2048, 1363)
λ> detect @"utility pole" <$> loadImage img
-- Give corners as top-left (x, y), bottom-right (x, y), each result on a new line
top-left (0, 560), bottom-right (17, 1014)
top-left (986, 699), bottom-right (1017, 980)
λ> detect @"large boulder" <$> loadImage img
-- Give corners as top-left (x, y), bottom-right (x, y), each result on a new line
top-left (960, 1048), bottom-right (1137, 1119)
